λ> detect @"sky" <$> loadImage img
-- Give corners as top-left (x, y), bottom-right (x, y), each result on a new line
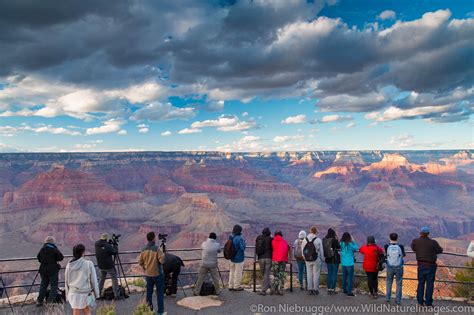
top-left (0, 0), bottom-right (473, 152)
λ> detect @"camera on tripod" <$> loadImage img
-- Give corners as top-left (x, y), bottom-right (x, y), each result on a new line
top-left (158, 233), bottom-right (168, 241)
top-left (108, 233), bottom-right (121, 246)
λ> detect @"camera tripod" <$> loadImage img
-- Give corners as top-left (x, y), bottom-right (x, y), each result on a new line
top-left (0, 276), bottom-right (14, 312)
top-left (114, 251), bottom-right (131, 296)
top-left (21, 270), bottom-right (39, 308)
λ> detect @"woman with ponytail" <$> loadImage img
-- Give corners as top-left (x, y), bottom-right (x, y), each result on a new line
top-left (65, 244), bottom-right (99, 315)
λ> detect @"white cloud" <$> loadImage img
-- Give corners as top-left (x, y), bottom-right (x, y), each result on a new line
top-left (118, 130), bottom-right (127, 135)
top-left (216, 136), bottom-right (262, 152)
top-left (281, 114), bottom-right (307, 124)
top-left (132, 102), bottom-right (196, 121)
top-left (390, 134), bottom-right (442, 148)
top-left (138, 127), bottom-right (149, 133)
top-left (366, 105), bottom-right (452, 122)
top-left (137, 124), bottom-right (148, 128)
top-left (178, 128), bottom-right (202, 134)
top-left (378, 10), bottom-right (396, 20)
top-left (318, 114), bottom-right (353, 123)
top-left (86, 119), bottom-right (125, 135)
top-left (191, 115), bottom-right (257, 132)
top-left (346, 122), bottom-right (356, 128)
top-left (0, 124), bottom-right (81, 136)
top-left (242, 112), bottom-right (249, 117)
top-left (273, 135), bottom-right (305, 143)
top-left (161, 130), bottom-right (172, 136)
top-left (32, 125), bottom-right (81, 136)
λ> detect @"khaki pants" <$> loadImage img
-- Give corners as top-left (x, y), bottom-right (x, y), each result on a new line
top-left (228, 262), bottom-right (244, 289)
top-left (194, 266), bottom-right (221, 295)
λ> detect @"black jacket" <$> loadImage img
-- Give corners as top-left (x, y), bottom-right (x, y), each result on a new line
top-left (37, 243), bottom-right (64, 276)
top-left (95, 239), bottom-right (118, 270)
top-left (163, 253), bottom-right (184, 275)
top-left (323, 237), bottom-right (341, 264)
top-left (411, 236), bottom-right (443, 265)
top-left (257, 227), bottom-right (273, 259)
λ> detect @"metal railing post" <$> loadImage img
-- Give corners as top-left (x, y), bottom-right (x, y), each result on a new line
top-left (253, 248), bottom-right (257, 293)
top-left (290, 261), bottom-right (293, 292)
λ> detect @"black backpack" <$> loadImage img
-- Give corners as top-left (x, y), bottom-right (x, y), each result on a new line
top-left (255, 235), bottom-right (266, 256)
top-left (223, 238), bottom-right (236, 260)
top-left (323, 238), bottom-right (334, 260)
top-left (45, 288), bottom-right (65, 304)
top-left (377, 252), bottom-right (387, 272)
top-left (303, 237), bottom-right (318, 262)
top-left (199, 282), bottom-right (216, 296)
top-left (103, 285), bottom-right (129, 300)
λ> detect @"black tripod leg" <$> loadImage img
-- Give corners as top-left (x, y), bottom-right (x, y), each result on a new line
top-left (1, 278), bottom-right (14, 313)
top-left (21, 270), bottom-right (39, 308)
top-left (116, 254), bottom-right (131, 295)
top-left (217, 266), bottom-right (225, 289)
top-left (177, 276), bottom-right (187, 297)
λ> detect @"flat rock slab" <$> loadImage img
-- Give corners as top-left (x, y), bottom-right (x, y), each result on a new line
top-left (177, 295), bottom-right (223, 310)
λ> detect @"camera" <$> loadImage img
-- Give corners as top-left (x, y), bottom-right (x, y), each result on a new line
top-left (158, 233), bottom-right (168, 241)
top-left (108, 233), bottom-right (121, 246)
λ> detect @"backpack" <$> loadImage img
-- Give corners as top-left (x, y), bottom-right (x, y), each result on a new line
top-left (45, 288), bottom-right (66, 304)
top-left (255, 235), bottom-right (266, 256)
top-left (323, 238), bottom-right (335, 260)
top-left (377, 249), bottom-right (386, 272)
top-left (224, 238), bottom-right (236, 260)
top-left (386, 244), bottom-right (403, 267)
top-left (103, 285), bottom-right (128, 300)
top-left (199, 282), bottom-right (216, 296)
top-left (294, 239), bottom-right (304, 260)
top-left (303, 237), bottom-right (318, 262)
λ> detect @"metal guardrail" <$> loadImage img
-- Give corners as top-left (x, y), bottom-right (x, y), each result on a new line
top-left (0, 245), bottom-right (472, 302)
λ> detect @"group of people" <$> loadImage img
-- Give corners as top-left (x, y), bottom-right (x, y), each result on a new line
top-left (34, 224), bottom-right (467, 314)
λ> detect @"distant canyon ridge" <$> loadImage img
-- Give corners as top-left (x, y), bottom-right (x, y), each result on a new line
top-left (0, 150), bottom-right (472, 257)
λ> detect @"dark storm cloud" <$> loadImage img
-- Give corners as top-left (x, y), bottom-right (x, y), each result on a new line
top-left (0, 0), bottom-right (472, 122)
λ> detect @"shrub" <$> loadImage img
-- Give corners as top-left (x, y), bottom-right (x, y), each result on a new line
top-left (97, 304), bottom-right (116, 315)
top-left (131, 278), bottom-right (146, 288)
top-left (133, 302), bottom-right (154, 315)
top-left (452, 260), bottom-right (474, 299)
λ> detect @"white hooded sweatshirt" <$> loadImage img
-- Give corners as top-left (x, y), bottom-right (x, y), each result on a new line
top-left (65, 257), bottom-right (100, 297)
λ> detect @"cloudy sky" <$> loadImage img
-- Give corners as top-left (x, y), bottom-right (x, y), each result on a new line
top-left (0, 0), bottom-right (472, 152)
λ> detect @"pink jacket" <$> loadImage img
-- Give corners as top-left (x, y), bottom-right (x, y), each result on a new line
top-left (272, 235), bottom-right (289, 262)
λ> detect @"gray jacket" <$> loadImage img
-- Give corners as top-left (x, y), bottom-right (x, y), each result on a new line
top-left (201, 238), bottom-right (221, 268)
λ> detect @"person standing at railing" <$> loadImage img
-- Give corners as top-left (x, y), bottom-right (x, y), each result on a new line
top-left (293, 230), bottom-right (307, 290)
top-left (138, 232), bottom-right (166, 315)
top-left (226, 224), bottom-right (246, 291)
top-left (323, 228), bottom-right (341, 296)
top-left (270, 230), bottom-right (290, 295)
top-left (340, 232), bottom-right (358, 297)
top-left (411, 226), bottom-right (443, 307)
top-left (301, 226), bottom-right (325, 296)
top-left (467, 241), bottom-right (474, 258)
top-left (384, 233), bottom-right (406, 305)
top-left (36, 236), bottom-right (64, 307)
top-left (65, 244), bottom-right (100, 315)
top-left (255, 227), bottom-right (273, 296)
top-left (95, 233), bottom-right (121, 300)
top-left (359, 236), bottom-right (384, 299)
top-left (194, 232), bottom-right (222, 296)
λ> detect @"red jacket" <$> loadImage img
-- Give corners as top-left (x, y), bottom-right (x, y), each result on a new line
top-left (359, 244), bottom-right (383, 272)
top-left (272, 235), bottom-right (289, 263)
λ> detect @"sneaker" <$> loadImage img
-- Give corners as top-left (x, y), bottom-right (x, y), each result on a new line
top-left (36, 302), bottom-right (43, 307)
top-left (170, 294), bottom-right (176, 298)
top-left (229, 288), bottom-right (234, 291)
top-left (234, 287), bottom-right (244, 291)
top-left (269, 289), bottom-right (275, 295)
top-left (346, 293), bottom-right (355, 297)
top-left (300, 287), bottom-right (304, 291)
top-left (257, 291), bottom-right (266, 296)
top-left (314, 290), bottom-right (319, 295)
top-left (309, 290), bottom-right (314, 295)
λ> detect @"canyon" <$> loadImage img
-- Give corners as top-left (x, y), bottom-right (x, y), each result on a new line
top-left (0, 150), bottom-right (472, 258)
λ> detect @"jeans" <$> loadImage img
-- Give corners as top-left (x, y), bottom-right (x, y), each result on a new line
top-left (296, 260), bottom-right (306, 288)
top-left (327, 263), bottom-right (339, 290)
top-left (194, 266), bottom-right (221, 295)
top-left (37, 272), bottom-right (59, 303)
top-left (386, 266), bottom-right (403, 304)
top-left (145, 274), bottom-right (164, 314)
top-left (417, 264), bottom-right (437, 306)
top-left (258, 258), bottom-right (272, 292)
top-left (305, 259), bottom-right (322, 291)
top-left (366, 271), bottom-right (379, 295)
top-left (341, 265), bottom-right (354, 294)
top-left (228, 262), bottom-right (244, 289)
top-left (99, 267), bottom-right (120, 298)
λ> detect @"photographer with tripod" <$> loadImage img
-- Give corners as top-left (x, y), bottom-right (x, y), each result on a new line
top-left (95, 233), bottom-right (121, 300)
top-left (36, 236), bottom-right (64, 307)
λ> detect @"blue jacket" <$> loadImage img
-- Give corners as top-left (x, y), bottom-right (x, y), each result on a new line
top-left (230, 234), bottom-right (246, 263)
top-left (340, 241), bottom-right (359, 267)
